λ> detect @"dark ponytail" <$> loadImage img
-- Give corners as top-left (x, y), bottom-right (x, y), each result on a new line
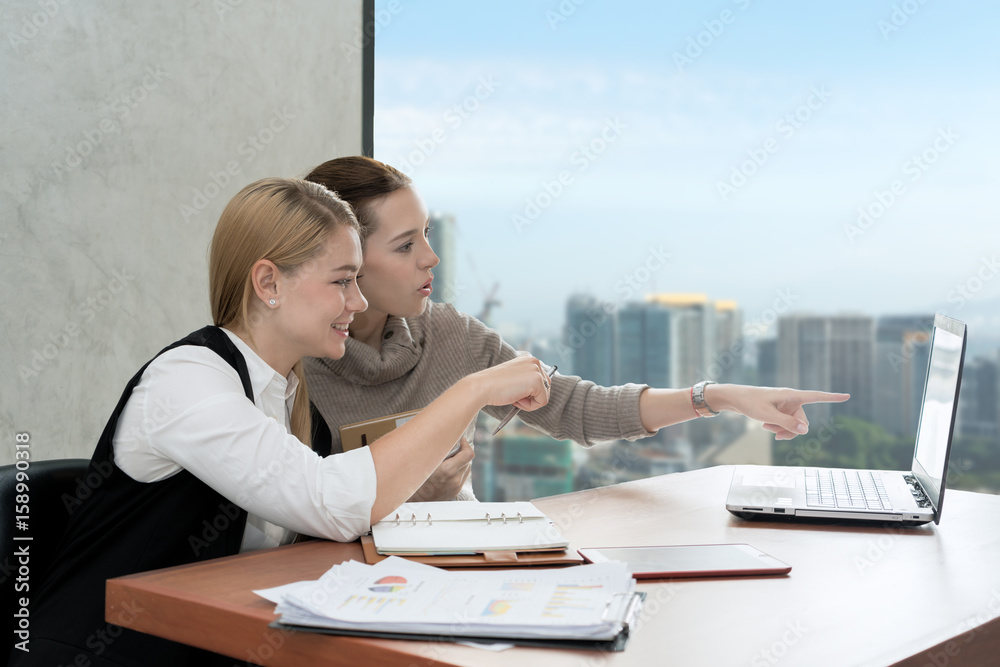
top-left (305, 156), bottom-right (411, 242)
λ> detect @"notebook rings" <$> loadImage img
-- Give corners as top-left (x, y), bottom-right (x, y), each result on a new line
top-left (394, 511), bottom-right (525, 526)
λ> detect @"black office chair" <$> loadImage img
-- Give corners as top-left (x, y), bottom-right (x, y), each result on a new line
top-left (1, 458), bottom-right (90, 664)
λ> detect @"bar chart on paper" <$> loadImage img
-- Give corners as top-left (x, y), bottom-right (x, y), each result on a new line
top-left (543, 583), bottom-right (608, 619)
top-left (338, 593), bottom-right (406, 614)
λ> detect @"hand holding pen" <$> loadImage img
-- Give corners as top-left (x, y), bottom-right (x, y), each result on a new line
top-left (492, 365), bottom-right (557, 435)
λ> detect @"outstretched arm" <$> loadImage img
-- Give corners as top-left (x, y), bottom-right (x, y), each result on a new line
top-left (639, 385), bottom-right (850, 439)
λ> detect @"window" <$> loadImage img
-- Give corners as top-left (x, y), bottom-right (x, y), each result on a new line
top-left (374, 1), bottom-right (1000, 498)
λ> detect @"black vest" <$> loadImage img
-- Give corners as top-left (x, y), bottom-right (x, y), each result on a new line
top-left (10, 327), bottom-right (256, 667)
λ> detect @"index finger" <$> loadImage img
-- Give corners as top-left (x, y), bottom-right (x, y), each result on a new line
top-left (793, 391), bottom-right (850, 404)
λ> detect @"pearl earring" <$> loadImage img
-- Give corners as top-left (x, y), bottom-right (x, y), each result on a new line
top-left (269, 299), bottom-right (276, 306)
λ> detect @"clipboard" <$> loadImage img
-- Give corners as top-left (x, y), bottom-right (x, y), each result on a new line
top-left (339, 409), bottom-right (421, 451)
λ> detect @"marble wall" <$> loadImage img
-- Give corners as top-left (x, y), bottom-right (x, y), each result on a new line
top-left (1, 1), bottom-right (365, 464)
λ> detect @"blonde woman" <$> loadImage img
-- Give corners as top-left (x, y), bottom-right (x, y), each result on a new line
top-left (14, 178), bottom-right (550, 666)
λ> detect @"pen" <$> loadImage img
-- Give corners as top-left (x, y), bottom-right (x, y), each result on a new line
top-left (491, 365), bottom-right (557, 436)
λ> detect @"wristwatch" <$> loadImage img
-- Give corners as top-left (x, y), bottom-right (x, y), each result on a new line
top-left (691, 380), bottom-right (719, 418)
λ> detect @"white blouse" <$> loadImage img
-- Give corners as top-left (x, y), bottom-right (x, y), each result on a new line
top-left (113, 328), bottom-right (377, 550)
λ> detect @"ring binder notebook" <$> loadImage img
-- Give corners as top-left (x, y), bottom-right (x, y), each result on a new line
top-left (370, 501), bottom-right (571, 556)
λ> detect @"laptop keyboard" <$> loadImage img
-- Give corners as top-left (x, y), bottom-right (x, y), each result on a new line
top-left (804, 469), bottom-right (891, 510)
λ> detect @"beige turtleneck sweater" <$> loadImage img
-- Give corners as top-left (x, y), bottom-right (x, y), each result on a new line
top-left (304, 301), bottom-right (653, 499)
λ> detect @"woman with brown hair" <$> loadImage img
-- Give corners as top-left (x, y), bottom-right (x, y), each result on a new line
top-left (12, 177), bottom-right (550, 666)
top-left (303, 156), bottom-right (849, 502)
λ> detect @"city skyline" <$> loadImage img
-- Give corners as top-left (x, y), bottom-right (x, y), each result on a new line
top-left (557, 296), bottom-right (996, 439)
top-left (476, 294), bottom-right (1000, 499)
top-left (373, 1), bottom-right (1000, 348)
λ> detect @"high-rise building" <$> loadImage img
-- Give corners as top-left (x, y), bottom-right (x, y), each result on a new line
top-left (957, 355), bottom-right (999, 438)
top-left (564, 294), bottom-right (615, 385)
top-left (778, 314), bottom-right (876, 422)
top-left (713, 300), bottom-right (744, 384)
top-left (427, 211), bottom-right (457, 305)
top-left (615, 301), bottom-right (670, 386)
top-left (777, 314), bottom-right (876, 421)
top-left (616, 303), bottom-right (645, 385)
top-left (903, 331), bottom-right (932, 436)
top-left (757, 338), bottom-right (778, 388)
top-left (491, 431), bottom-right (574, 501)
top-left (645, 294), bottom-right (716, 387)
top-left (778, 316), bottom-right (833, 421)
top-left (829, 315), bottom-right (874, 421)
top-left (778, 316), bottom-right (831, 386)
top-left (873, 315), bottom-right (934, 435)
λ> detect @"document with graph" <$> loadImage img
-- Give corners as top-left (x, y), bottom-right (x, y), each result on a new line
top-left (255, 556), bottom-right (643, 650)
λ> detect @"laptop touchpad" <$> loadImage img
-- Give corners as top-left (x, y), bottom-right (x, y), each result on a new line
top-left (742, 472), bottom-right (796, 488)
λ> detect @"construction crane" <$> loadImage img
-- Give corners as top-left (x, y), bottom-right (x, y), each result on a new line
top-left (464, 249), bottom-right (502, 325)
top-left (479, 281), bottom-right (502, 325)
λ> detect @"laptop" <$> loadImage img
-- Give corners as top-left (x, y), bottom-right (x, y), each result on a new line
top-left (726, 313), bottom-right (966, 527)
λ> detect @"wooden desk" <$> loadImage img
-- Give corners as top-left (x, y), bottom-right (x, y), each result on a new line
top-left (107, 465), bottom-right (1000, 666)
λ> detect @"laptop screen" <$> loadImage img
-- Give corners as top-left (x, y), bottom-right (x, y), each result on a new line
top-left (911, 315), bottom-right (966, 519)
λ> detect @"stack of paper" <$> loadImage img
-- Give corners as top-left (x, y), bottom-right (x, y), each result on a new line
top-left (255, 557), bottom-right (643, 650)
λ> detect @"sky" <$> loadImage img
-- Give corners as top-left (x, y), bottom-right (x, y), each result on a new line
top-left (372, 1), bottom-right (1000, 349)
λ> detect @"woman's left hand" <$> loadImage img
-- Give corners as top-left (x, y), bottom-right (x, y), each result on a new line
top-left (708, 385), bottom-right (850, 440)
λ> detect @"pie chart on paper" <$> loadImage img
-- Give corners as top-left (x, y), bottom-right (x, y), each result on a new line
top-left (369, 575), bottom-right (407, 593)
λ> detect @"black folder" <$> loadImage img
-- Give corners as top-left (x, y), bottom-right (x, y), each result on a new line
top-left (269, 591), bottom-right (644, 652)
